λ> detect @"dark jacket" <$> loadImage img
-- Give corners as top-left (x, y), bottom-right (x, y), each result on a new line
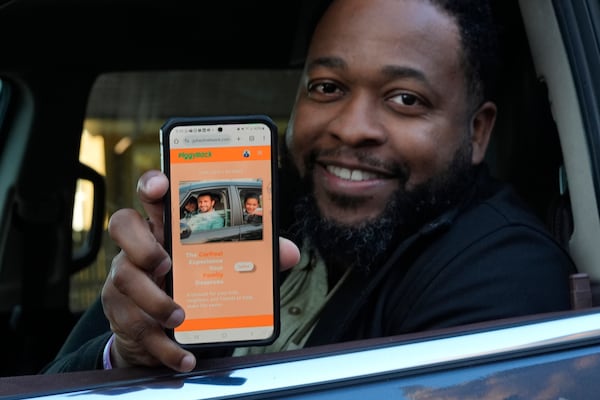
top-left (305, 170), bottom-right (575, 346)
top-left (43, 166), bottom-right (576, 372)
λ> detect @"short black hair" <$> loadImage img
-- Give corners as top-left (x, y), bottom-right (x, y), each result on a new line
top-left (429, 0), bottom-right (499, 106)
top-left (297, 0), bottom-right (499, 107)
top-left (196, 192), bottom-right (218, 202)
top-left (185, 196), bottom-right (197, 205)
top-left (244, 192), bottom-right (260, 203)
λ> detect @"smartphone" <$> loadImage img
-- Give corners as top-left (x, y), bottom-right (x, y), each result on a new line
top-left (160, 115), bottom-right (279, 348)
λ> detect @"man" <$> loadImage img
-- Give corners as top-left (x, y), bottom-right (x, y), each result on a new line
top-left (186, 193), bottom-right (224, 231)
top-left (43, 0), bottom-right (576, 373)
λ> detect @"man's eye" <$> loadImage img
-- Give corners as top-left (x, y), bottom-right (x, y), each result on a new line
top-left (308, 81), bottom-right (342, 96)
top-left (391, 93), bottom-right (420, 106)
top-left (319, 82), bottom-right (339, 94)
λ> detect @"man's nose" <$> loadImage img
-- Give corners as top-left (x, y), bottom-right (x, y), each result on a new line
top-left (327, 92), bottom-right (387, 146)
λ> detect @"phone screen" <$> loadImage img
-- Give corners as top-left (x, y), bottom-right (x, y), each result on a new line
top-left (160, 115), bottom-right (278, 347)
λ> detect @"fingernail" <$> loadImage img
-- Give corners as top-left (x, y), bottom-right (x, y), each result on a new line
top-left (137, 172), bottom-right (159, 193)
top-left (180, 354), bottom-right (196, 372)
top-left (153, 257), bottom-right (171, 277)
top-left (166, 308), bottom-right (185, 328)
top-left (145, 174), bottom-right (159, 191)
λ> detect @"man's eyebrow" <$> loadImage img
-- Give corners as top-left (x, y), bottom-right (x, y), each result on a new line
top-left (306, 56), bottom-right (347, 71)
top-left (306, 58), bottom-right (430, 85)
top-left (381, 65), bottom-right (428, 84)
top-left (382, 65), bottom-right (437, 94)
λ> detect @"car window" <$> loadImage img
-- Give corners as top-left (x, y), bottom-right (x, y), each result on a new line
top-left (0, 78), bottom-right (11, 158)
top-left (1, 0), bottom-right (600, 394)
top-left (0, 77), bottom-right (30, 302)
top-left (70, 70), bottom-right (301, 312)
top-left (239, 186), bottom-right (264, 225)
top-left (0, 79), bottom-right (4, 114)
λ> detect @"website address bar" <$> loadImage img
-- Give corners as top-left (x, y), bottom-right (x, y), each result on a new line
top-left (185, 135), bottom-right (233, 145)
top-left (170, 132), bottom-right (267, 148)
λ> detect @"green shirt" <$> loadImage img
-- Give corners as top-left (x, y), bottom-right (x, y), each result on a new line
top-left (233, 242), bottom-right (350, 356)
top-left (186, 209), bottom-right (224, 231)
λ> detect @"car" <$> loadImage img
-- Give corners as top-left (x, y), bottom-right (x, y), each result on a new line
top-left (1, 0), bottom-right (600, 398)
top-left (178, 180), bottom-right (264, 243)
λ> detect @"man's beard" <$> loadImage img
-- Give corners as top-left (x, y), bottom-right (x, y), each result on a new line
top-left (291, 141), bottom-right (477, 279)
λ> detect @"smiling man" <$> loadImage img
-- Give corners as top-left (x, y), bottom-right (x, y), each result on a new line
top-left (284, 0), bottom-right (493, 277)
top-left (263, 0), bottom-right (576, 352)
top-left (44, 0), bottom-right (577, 373)
top-left (186, 193), bottom-right (224, 232)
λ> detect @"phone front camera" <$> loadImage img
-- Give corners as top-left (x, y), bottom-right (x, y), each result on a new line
top-left (218, 127), bottom-right (223, 132)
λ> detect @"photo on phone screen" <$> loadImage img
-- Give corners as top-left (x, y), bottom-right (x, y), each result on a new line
top-left (160, 115), bottom-right (279, 347)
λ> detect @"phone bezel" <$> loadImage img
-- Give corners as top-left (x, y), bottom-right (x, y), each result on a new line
top-left (160, 114), bottom-right (280, 349)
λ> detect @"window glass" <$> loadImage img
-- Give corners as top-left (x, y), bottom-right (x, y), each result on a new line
top-left (0, 78), bottom-right (7, 133)
top-left (70, 70), bottom-right (301, 311)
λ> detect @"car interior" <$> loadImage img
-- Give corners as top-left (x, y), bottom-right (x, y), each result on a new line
top-left (0, 0), bottom-right (599, 384)
top-left (211, 191), bottom-right (230, 225)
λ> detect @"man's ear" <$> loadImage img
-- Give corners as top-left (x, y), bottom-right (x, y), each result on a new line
top-left (470, 101), bottom-right (497, 165)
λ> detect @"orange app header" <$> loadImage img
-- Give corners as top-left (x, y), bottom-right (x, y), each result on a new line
top-left (170, 146), bottom-right (271, 163)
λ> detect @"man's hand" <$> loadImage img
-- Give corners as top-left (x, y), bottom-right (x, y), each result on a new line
top-left (102, 170), bottom-right (299, 372)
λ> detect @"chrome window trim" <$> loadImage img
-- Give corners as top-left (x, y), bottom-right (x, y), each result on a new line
top-left (31, 312), bottom-right (600, 399)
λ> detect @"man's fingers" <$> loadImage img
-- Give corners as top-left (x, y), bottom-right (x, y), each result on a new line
top-left (136, 170), bottom-right (169, 244)
top-left (103, 252), bottom-right (194, 372)
top-left (112, 326), bottom-right (196, 372)
top-left (139, 330), bottom-right (196, 372)
top-left (105, 251), bottom-right (181, 327)
top-left (107, 298), bottom-right (195, 372)
top-left (108, 209), bottom-right (171, 278)
top-left (103, 169), bottom-right (196, 372)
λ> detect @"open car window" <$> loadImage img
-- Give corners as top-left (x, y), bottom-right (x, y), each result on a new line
top-left (2, 0), bottom-right (600, 398)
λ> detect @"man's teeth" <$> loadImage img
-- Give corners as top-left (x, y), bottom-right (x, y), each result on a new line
top-left (327, 165), bottom-right (378, 181)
